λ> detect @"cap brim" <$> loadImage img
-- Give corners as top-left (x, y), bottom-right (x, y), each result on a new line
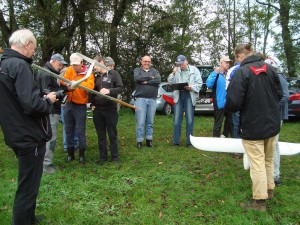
top-left (175, 61), bottom-right (185, 65)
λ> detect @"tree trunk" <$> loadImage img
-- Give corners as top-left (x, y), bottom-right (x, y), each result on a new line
top-left (279, 0), bottom-right (296, 77)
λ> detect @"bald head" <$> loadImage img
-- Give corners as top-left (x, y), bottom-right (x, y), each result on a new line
top-left (141, 55), bottom-right (151, 70)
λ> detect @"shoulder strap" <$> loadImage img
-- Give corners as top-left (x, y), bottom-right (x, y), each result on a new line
top-left (212, 73), bottom-right (220, 90)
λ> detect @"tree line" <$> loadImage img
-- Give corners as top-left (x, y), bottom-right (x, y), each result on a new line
top-left (0, 0), bottom-right (299, 99)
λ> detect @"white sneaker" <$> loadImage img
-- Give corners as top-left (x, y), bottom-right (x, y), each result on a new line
top-left (220, 135), bottom-right (226, 138)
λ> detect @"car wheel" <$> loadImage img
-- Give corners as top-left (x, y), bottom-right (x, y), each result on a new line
top-left (162, 103), bottom-right (172, 115)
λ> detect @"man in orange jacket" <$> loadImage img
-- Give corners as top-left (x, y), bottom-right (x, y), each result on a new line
top-left (61, 53), bottom-right (95, 164)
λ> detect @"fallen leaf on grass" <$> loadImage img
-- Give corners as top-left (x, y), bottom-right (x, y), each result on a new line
top-left (159, 211), bottom-right (162, 218)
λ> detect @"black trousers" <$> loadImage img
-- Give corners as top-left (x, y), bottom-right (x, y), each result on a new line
top-left (213, 107), bottom-right (225, 137)
top-left (93, 108), bottom-right (119, 161)
top-left (223, 111), bottom-right (233, 137)
top-left (12, 143), bottom-right (46, 225)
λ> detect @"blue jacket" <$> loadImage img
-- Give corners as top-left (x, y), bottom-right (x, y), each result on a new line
top-left (206, 71), bottom-right (226, 109)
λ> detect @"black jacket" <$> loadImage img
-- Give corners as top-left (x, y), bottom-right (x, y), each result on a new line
top-left (36, 61), bottom-right (67, 114)
top-left (225, 55), bottom-right (283, 140)
top-left (91, 70), bottom-right (124, 109)
top-left (0, 48), bottom-right (52, 150)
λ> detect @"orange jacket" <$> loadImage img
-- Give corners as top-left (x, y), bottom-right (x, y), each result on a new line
top-left (61, 65), bottom-right (95, 104)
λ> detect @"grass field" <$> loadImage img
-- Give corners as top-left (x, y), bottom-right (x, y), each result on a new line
top-left (0, 109), bottom-right (299, 224)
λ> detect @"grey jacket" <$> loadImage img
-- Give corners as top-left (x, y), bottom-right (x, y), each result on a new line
top-left (168, 65), bottom-right (202, 106)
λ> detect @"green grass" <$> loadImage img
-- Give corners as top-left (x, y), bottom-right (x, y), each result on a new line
top-left (0, 109), bottom-right (299, 224)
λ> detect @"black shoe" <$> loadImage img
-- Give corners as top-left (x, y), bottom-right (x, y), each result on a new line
top-left (146, 140), bottom-right (153, 147)
top-left (137, 142), bottom-right (142, 149)
top-left (112, 159), bottom-right (120, 165)
top-left (186, 144), bottom-right (194, 148)
top-left (66, 155), bottom-right (75, 162)
top-left (79, 148), bottom-right (85, 164)
top-left (31, 215), bottom-right (44, 224)
top-left (66, 147), bottom-right (75, 162)
top-left (275, 179), bottom-right (282, 187)
top-left (96, 160), bottom-right (106, 166)
top-left (79, 157), bottom-right (85, 164)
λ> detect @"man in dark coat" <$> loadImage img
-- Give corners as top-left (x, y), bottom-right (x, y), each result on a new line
top-left (0, 29), bottom-right (57, 225)
top-left (226, 43), bottom-right (283, 212)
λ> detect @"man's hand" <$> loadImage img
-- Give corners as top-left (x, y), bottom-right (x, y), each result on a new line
top-left (66, 83), bottom-right (75, 92)
top-left (172, 66), bottom-right (178, 74)
top-left (214, 66), bottom-right (220, 74)
top-left (184, 86), bottom-right (192, 91)
top-left (46, 92), bottom-right (57, 103)
top-left (100, 88), bottom-right (110, 95)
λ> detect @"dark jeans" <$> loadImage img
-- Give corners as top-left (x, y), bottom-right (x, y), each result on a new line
top-left (64, 102), bottom-right (87, 150)
top-left (93, 108), bottom-right (119, 161)
top-left (12, 144), bottom-right (46, 225)
top-left (232, 111), bottom-right (241, 138)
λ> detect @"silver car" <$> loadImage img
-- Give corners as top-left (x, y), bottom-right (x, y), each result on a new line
top-left (195, 65), bottom-right (214, 113)
top-left (129, 82), bottom-right (174, 115)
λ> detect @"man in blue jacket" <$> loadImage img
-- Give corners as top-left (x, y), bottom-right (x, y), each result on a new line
top-left (206, 55), bottom-right (232, 137)
top-left (0, 29), bottom-right (57, 225)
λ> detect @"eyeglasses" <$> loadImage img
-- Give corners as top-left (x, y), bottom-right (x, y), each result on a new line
top-left (142, 61), bottom-right (151, 63)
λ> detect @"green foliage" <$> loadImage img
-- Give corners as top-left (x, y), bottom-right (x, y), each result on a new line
top-left (0, 110), bottom-right (300, 224)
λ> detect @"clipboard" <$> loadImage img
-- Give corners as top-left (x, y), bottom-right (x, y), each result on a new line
top-left (172, 82), bottom-right (188, 90)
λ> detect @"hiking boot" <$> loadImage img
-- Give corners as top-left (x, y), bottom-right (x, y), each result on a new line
top-left (268, 189), bottom-right (274, 200)
top-left (43, 165), bottom-right (56, 174)
top-left (240, 199), bottom-right (266, 212)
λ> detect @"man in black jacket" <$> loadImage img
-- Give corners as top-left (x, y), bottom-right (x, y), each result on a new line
top-left (36, 53), bottom-right (68, 174)
top-left (91, 56), bottom-right (124, 165)
top-left (0, 29), bottom-right (57, 225)
top-left (226, 43), bottom-right (283, 212)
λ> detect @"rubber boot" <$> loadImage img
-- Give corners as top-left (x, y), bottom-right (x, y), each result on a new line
top-left (66, 147), bottom-right (75, 162)
top-left (79, 149), bottom-right (85, 164)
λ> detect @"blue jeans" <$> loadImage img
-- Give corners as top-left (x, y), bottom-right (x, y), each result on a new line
top-left (232, 111), bottom-right (240, 138)
top-left (134, 98), bottom-right (156, 142)
top-left (44, 114), bottom-right (60, 166)
top-left (61, 105), bottom-right (78, 150)
top-left (173, 91), bottom-right (195, 145)
top-left (64, 103), bottom-right (87, 150)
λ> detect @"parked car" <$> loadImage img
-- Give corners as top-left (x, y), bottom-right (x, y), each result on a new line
top-left (195, 65), bottom-right (215, 113)
top-left (287, 77), bottom-right (300, 118)
top-left (129, 82), bottom-right (174, 115)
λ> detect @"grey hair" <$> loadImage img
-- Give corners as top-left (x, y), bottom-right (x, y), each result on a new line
top-left (9, 29), bottom-right (35, 48)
